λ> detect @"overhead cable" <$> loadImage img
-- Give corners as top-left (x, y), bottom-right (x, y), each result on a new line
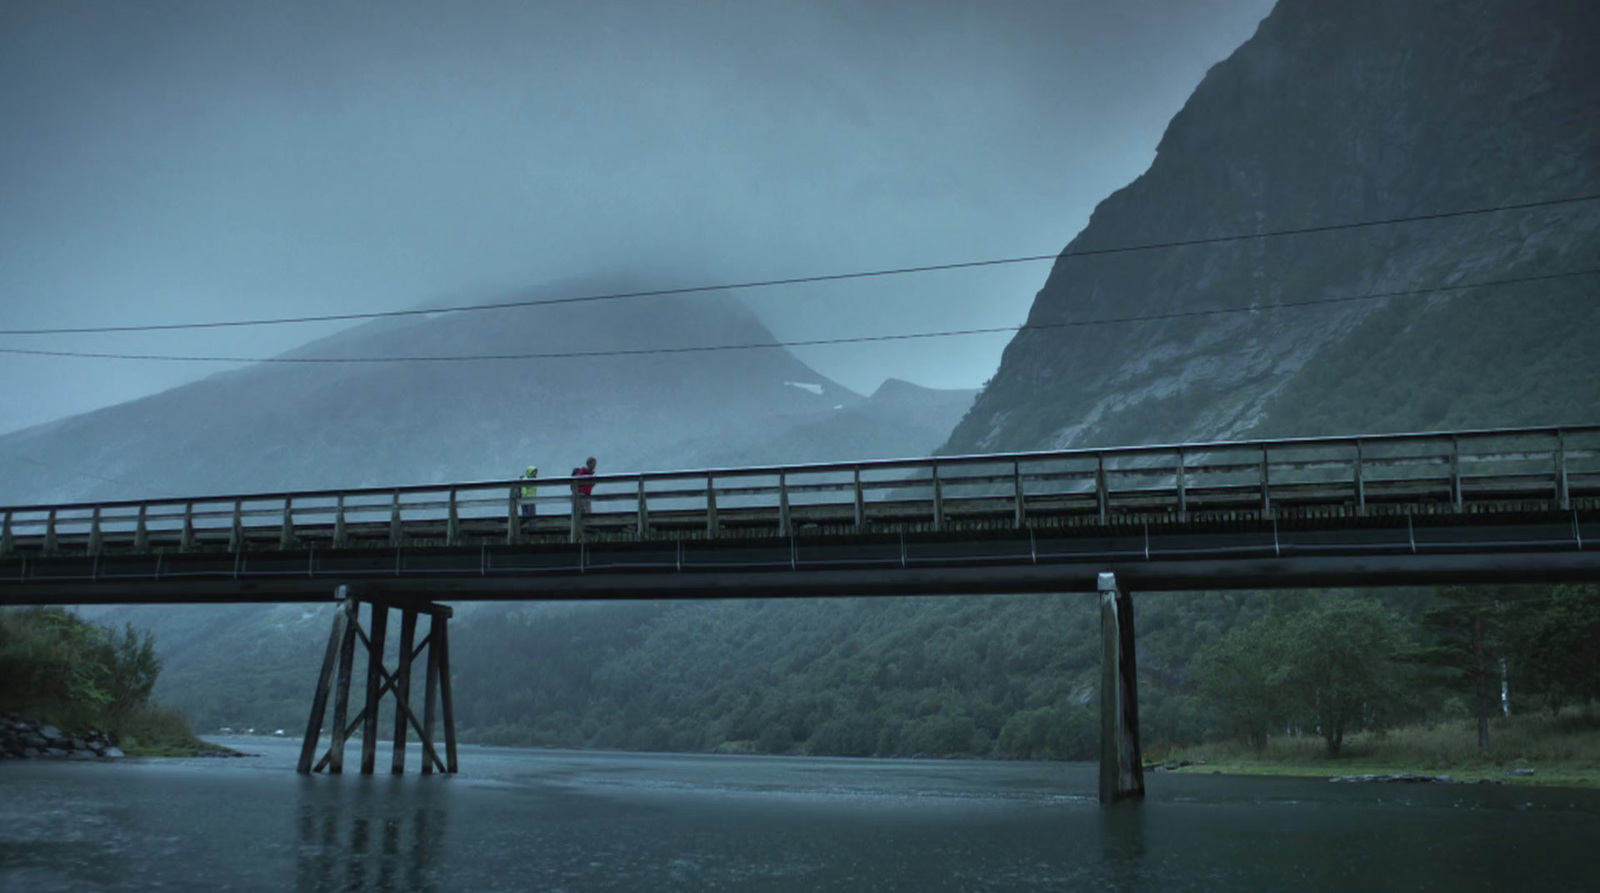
top-left (1, 268), bottom-right (1592, 364)
top-left (1, 193), bottom-right (1595, 337)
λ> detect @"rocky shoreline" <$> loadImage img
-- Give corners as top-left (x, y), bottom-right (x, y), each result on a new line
top-left (0, 712), bottom-right (124, 760)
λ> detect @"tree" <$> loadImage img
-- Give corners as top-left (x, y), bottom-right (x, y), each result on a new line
top-left (1511, 584), bottom-right (1600, 710)
top-left (1197, 614), bottom-right (1288, 751)
top-left (1276, 598), bottom-right (1414, 756)
top-left (1413, 586), bottom-right (1513, 754)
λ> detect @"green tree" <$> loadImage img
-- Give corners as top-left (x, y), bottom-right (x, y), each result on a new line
top-left (1413, 586), bottom-right (1513, 754)
top-left (1277, 598), bottom-right (1414, 756)
top-left (95, 623), bottom-right (162, 718)
top-left (1511, 584), bottom-right (1600, 710)
top-left (1197, 614), bottom-right (1288, 751)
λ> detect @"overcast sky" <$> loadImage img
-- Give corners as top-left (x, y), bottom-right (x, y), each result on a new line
top-left (0, 0), bottom-right (1274, 435)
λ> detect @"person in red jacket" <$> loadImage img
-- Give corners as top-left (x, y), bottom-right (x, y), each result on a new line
top-left (572, 456), bottom-right (597, 525)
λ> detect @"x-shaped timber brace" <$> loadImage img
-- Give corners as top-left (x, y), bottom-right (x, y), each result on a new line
top-left (298, 586), bottom-right (458, 775)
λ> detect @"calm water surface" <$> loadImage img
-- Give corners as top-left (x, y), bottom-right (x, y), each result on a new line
top-left (2, 737), bottom-right (1597, 892)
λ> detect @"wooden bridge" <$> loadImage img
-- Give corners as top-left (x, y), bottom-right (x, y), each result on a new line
top-left (3, 425), bottom-right (1596, 602)
top-left (3, 424), bottom-right (1597, 800)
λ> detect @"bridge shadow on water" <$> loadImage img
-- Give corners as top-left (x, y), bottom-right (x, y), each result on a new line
top-left (294, 777), bottom-right (450, 893)
top-left (1097, 800), bottom-right (1148, 888)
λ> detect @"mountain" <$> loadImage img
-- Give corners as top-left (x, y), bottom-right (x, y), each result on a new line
top-left (42, 0), bottom-right (1600, 757)
top-left (670, 378), bottom-right (977, 467)
top-left (0, 277), bottom-right (969, 505)
top-left (945, 0), bottom-right (1600, 454)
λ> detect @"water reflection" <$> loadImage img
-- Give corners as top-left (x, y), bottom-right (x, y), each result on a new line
top-left (295, 779), bottom-right (449, 892)
top-left (1096, 800), bottom-right (1147, 890)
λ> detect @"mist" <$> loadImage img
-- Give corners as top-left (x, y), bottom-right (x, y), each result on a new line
top-left (0, 0), bottom-right (1273, 435)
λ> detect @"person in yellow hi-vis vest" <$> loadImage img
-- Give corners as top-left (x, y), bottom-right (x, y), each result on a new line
top-left (519, 466), bottom-right (539, 530)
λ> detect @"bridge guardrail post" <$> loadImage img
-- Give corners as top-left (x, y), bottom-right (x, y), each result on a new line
top-left (447, 490), bottom-right (460, 546)
top-left (43, 509), bottom-right (58, 555)
top-left (280, 496), bottom-right (295, 551)
top-left (507, 487), bottom-right (521, 545)
top-left (180, 504), bottom-right (194, 552)
top-left (1451, 436), bottom-right (1463, 512)
top-left (230, 500), bottom-right (244, 552)
top-left (135, 504), bottom-right (149, 552)
top-left (1556, 429), bottom-right (1570, 510)
top-left (389, 491), bottom-right (403, 548)
top-left (1260, 444), bottom-right (1272, 517)
top-left (1096, 454), bottom-right (1108, 525)
top-left (1, 511), bottom-right (11, 556)
top-left (1354, 440), bottom-right (1366, 516)
top-left (1176, 449), bottom-right (1188, 522)
top-left (931, 463), bottom-right (943, 532)
top-left (1013, 460), bottom-right (1025, 529)
top-left (88, 507), bottom-right (103, 556)
top-left (334, 495), bottom-right (348, 548)
top-left (637, 479), bottom-right (649, 539)
top-left (853, 468), bottom-right (865, 533)
top-left (570, 482), bottom-right (582, 544)
top-left (778, 472), bottom-right (791, 538)
top-left (706, 474), bottom-right (719, 537)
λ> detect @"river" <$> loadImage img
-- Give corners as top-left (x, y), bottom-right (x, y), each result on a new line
top-left (2, 737), bottom-right (1597, 892)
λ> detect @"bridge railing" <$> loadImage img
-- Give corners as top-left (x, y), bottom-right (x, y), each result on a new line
top-left (2, 425), bottom-right (1595, 556)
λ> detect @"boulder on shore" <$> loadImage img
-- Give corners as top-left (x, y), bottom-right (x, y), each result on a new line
top-left (1329, 774), bottom-right (1457, 784)
top-left (0, 712), bottom-right (123, 761)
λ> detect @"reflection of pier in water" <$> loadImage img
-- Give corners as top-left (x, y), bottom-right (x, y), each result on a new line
top-left (296, 781), bottom-right (449, 892)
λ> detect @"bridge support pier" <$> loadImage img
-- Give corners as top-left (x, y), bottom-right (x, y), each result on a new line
top-left (1098, 572), bottom-right (1144, 804)
top-left (298, 586), bottom-right (457, 776)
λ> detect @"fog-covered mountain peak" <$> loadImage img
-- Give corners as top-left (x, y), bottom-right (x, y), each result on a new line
top-left (0, 277), bottom-right (970, 504)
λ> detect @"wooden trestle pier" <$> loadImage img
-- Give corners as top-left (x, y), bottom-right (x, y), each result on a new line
top-left (297, 586), bottom-right (458, 775)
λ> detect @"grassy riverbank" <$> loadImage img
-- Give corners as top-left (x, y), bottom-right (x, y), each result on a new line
top-left (1156, 707), bottom-right (1600, 788)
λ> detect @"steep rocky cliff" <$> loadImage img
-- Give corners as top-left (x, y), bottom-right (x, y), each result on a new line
top-left (946, 0), bottom-right (1600, 454)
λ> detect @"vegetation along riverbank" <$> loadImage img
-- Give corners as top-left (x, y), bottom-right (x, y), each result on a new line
top-left (1155, 708), bottom-right (1600, 788)
top-left (0, 607), bottom-right (228, 758)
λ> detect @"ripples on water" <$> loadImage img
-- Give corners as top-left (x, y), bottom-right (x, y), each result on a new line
top-left (2, 738), bottom-right (1597, 892)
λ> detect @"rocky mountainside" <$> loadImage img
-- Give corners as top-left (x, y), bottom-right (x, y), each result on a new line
top-left (946, 0), bottom-right (1600, 454)
top-left (0, 278), bottom-right (970, 505)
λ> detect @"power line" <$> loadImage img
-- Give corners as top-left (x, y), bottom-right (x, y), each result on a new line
top-left (3, 194), bottom-right (1596, 338)
top-left (2, 268), bottom-right (1591, 365)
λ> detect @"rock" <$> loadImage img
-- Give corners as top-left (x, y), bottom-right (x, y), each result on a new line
top-left (1507, 768), bottom-right (1535, 777)
top-left (102, 746), bottom-right (125, 759)
top-left (1330, 774), bottom-right (1456, 784)
top-left (1143, 759), bottom-right (1206, 772)
top-left (38, 725), bottom-right (63, 742)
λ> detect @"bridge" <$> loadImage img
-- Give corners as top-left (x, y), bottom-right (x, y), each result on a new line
top-left (3, 424), bottom-right (1597, 801)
